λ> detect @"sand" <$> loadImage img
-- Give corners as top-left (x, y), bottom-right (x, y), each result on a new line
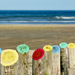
top-left (0, 24), bottom-right (75, 75)
top-left (0, 24), bottom-right (75, 50)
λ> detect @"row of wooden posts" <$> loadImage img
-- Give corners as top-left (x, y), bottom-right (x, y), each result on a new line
top-left (0, 47), bottom-right (75, 75)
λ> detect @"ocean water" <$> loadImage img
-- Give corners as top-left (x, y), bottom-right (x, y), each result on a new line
top-left (0, 10), bottom-right (75, 24)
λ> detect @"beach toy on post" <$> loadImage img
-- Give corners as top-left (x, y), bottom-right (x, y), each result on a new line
top-left (16, 44), bottom-right (29, 53)
top-left (43, 45), bottom-right (52, 51)
top-left (32, 48), bottom-right (44, 60)
top-left (52, 45), bottom-right (60, 54)
top-left (1, 49), bottom-right (18, 75)
top-left (32, 48), bottom-right (45, 75)
top-left (0, 48), bottom-right (1, 53)
top-left (16, 44), bottom-right (29, 75)
top-left (68, 43), bottom-right (75, 49)
top-left (59, 42), bottom-right (67, 48)
top-left (1, 49), bottom-right (18, 66)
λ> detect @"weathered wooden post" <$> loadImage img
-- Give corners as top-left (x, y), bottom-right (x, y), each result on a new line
top-left (1, 49), bottom-right (19, 75)
top-left (18, 52), bottom-right (29, 75)
top-left (1, 62), bottom-right (19, 75)
top-left (59, 42), bottom-right (68, 75)
top-left (43, 45), bottom-right (53, 75)
top-left (16, 44), bottom-right (29, 75)
top-left (0, 48), bottom-right (1, 75)
top-left (18, 52), bottom-right (28, 75)
top-left (52, 45), bottom-right (60, 75)
top-left (68, 68), bottom-right (75, 75)
top-left (32, 48), bottom-right (45, 75)
top-left (62, 47), bottom-right (69, 75)
top-left (44, 51), bottom-right (52, 75)
top-left (67, 43), bottom-right (75, 75)
top-left (67, 43), bottom-right (75, 68)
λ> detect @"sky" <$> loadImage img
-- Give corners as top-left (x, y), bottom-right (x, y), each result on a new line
top-left (0, 0), bottom-right (75, 10)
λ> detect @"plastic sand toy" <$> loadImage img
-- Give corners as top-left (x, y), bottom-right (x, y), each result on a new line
top-left (1, 49), bottom-right (18, 66)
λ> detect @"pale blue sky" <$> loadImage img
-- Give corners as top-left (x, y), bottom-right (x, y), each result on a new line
top-left (0, 0), bottom-right (75, 10)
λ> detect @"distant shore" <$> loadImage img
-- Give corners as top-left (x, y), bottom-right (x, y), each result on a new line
top-left (0, 24), bottom-right (75, 50)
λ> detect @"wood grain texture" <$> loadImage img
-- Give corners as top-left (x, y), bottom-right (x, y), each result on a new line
top-left (68, 48), bottom-right (75, 68)
top-left (62, 47), bottom-right (69, 75)
top-left (44, 51), bottom-right (52, 75)
top-left (32, 54), bottom-right (45, 75)
top-left (0, 50), bottom-right (19, 75)
top-left (1, 62), bottom-right (18, 75)
top-left (52, 50), bottom-right (60, 75)
top-left (1, 48), bottom-right (75, 75)
top-left (0, 53), bottom-right (1, 75)
top-left (68, 68), bottom-right (75, 75)
top-left (18, 52), bottom-right (28, 75)
top-left (0, 50), bottom-right (28, 75)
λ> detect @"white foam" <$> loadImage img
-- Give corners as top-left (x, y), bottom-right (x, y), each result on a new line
top-left (55, 16), bottom-right (75, 19)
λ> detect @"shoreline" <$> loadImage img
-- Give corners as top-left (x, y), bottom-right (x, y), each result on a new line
top-left (0, 24), bottom-right (75, 27)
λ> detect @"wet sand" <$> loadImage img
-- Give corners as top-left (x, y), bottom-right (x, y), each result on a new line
top-left (0, 24), bottom-right (75, 50)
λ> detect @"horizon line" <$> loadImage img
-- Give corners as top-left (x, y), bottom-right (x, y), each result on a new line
top-left (0, 9), bottom-right (75, 11)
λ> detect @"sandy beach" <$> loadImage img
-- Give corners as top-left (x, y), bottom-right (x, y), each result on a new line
top-left (0, 24), bottom-right (75, 50)
top-left (0, 24), bottom-right (75, 75)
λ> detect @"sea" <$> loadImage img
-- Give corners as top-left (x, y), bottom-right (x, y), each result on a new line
top-left (0, 10), bottom-right (75, 24)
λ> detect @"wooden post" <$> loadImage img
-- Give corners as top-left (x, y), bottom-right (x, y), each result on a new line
top-left (44, 50), bottom-right (52, 75)
top-left (0, 50), bottom-right (19, 75)
top-left (68, 68), bottom-right (75, 75)
top-left (60, 48), bottom-right (64, 75)
top-left (0, 50), bottom-right (28, 75)
top-left (68, 48), bottom-right (75, 68)
top-left (61, 47), bottom-right (69, 75)
top-left (32, 54), bottom-right (45, 75)
top-left (1, 62), bottom-right (19, 75)
top-left (0, 52), bottom-right (1, 75)
top-left (18, 52), bottom-right (29, 75)
top-left (52, 49), bottom-right (60, 75)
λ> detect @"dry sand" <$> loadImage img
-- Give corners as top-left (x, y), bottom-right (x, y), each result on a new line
top-left (0, 24), bottom-right (75, 50)
top-left (0, 24), bottom-right (75, 75)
